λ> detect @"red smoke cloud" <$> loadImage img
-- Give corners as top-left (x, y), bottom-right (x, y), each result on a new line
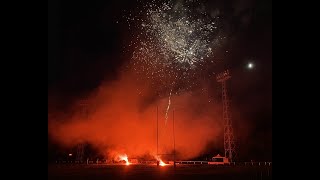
top-left (48, 69), bottom-right (222, 160)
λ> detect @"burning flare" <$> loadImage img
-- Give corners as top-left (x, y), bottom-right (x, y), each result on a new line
top-left (159, 159), bottom-right (166, 166)
top-left (118, 154), bottom-right (130, 165)
top-left (155, 155), bottom-right (167, 166)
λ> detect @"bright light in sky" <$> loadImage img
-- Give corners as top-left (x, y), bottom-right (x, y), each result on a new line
top-left (247, 62), bottom-right (254, 69)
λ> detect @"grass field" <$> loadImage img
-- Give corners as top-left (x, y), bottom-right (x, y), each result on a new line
top-left (48, 164), bottom-right (272, 179)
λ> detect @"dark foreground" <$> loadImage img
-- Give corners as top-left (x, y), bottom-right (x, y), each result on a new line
top-left (48, 164), bottom-right (272, 180)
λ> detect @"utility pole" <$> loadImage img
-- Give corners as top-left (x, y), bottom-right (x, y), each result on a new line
top-left (173, 109), bottom-right (176, 168)
top-left (157, 105), bottom-right (159, 167)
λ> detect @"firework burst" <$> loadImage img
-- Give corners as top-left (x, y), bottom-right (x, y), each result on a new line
top-left (124, 0), bottom-right (226, 95)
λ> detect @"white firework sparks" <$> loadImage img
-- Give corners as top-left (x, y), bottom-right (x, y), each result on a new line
top-left (125, 0), bottom-right (226, 94)
top-left (145, 5), bottom-right (215, 69)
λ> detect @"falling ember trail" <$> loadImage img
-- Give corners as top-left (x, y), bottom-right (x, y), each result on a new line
top-left (165, 89), bottom-right (172, 125)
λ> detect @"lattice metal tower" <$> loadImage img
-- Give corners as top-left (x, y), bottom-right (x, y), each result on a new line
top-left (76, 99), bottom-right (88, 162)
top-left (216, 70), bottom-right (236, 162)
top-left (76, 143), bottom-right (84, 162)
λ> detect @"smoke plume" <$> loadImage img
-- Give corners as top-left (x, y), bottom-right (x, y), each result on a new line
top-left (48, 68), bottom-right (222, 160)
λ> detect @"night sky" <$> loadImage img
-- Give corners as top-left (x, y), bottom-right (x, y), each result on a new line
top-left (48, 0), bottom-right (272, 161)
